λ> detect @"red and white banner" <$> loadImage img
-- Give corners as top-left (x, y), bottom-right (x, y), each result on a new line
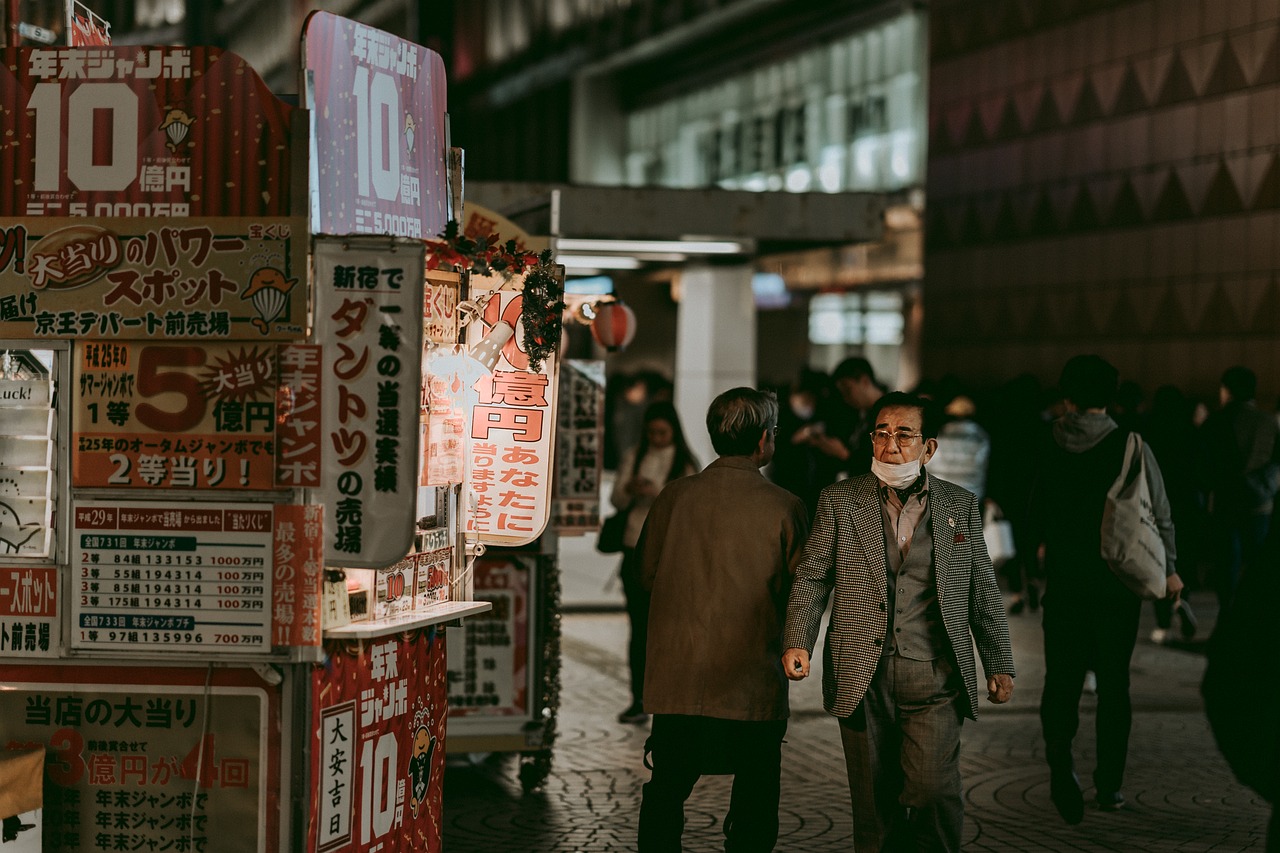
top-left (465, 291), bottom-right (558, 547)
top-left (446, 554), bottom-right (530, 717)
top-left (310, 630), bottom-right (448, 852)
top-left (0, 46), bottom-right (299, 218)
top-left (303, 12), bottom-right (449, 240)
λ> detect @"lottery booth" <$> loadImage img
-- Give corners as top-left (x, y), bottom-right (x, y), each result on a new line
top-left (0, 7), bottom-right (567, 850)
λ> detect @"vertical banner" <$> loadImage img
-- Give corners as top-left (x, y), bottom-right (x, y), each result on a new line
top-left (0, 663), bottom-right (279, 853)
top-left (314, 236), bottom-right (424, 569)
top-left (465, 291), bottom-right (558, 547)
top-left (445, 554), bottom-right (530, 717)
top-left (270, 503), bottom-right (323, 648)
top-left (552, 359), bottom-right (605, 535)
top-left (309, 630), bottom-right (448, 853)
top-left (302, 11), bottom-right (448, 239)
top-left (276, 344), bottom-right (324, 489)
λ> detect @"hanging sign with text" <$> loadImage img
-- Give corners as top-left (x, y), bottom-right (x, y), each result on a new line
top-left (465, 291), bottom-right (558, 547)
top-left (302, 12), bottom-right (448, 239)
top-left (314, 236), bottom-right (424, 568)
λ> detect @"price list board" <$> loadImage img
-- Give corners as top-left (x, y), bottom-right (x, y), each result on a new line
top-left (72, 501), bottom-right (273, 654)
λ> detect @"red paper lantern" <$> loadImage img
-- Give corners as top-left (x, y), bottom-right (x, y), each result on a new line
top-left (591, 300), bottom-right (637, 352)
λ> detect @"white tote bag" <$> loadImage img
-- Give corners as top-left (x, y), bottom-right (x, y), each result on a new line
top-left (1100, 433), bottom-right (1167, 599)
top-left (982, 503), bottom-right (1016, 567)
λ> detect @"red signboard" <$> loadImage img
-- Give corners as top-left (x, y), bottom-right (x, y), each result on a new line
top-left (310, 630), bottom-right (448, 852)
top-left (0, 46), bottom-right (299, 218)
top-left (302, 12), bottom-right (449, 239)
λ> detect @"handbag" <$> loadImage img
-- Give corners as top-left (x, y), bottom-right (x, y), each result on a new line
top-left (596, 509), bottom-right (628, 554)
top-left (982, 503), bottom-right (1016, 567)
top-left (1099, 432), bottom-right (1167, 599)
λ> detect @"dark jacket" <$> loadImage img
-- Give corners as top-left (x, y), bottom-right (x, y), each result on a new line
top-left (639, 456), bottom-right (809, 721)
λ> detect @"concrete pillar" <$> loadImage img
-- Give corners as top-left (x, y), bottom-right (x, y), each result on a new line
top-left (674, 263), bottom-right (756, 466)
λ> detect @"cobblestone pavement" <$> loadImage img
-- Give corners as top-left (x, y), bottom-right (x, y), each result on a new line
top-left (443, 587), bottom-right (1270, 851)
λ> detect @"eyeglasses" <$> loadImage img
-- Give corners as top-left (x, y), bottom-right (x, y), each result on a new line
top-left (869, 430), bottom-right (923, 448)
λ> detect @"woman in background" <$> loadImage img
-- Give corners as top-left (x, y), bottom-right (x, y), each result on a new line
top-left (611, 402), bottom-right (699, 724)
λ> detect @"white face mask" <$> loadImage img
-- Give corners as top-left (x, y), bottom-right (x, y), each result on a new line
top-left (871, 457), bottom-right (922, 489)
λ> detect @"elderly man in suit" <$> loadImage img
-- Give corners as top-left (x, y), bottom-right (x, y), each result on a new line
top-left (638, 387), bottom-right (810, 853)
top-left (783, 391), bottom-right (1015, 852)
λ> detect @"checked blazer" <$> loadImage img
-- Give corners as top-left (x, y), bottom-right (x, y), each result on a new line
top-left (782, 472), bottom-right (1015, 721)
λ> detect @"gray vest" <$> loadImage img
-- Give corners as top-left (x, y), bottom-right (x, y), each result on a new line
top-left (882, 500), bottom-right (949, 660)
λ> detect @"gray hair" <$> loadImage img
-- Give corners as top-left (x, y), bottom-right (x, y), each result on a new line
top-left (706, 387), bottom-right (778, 457)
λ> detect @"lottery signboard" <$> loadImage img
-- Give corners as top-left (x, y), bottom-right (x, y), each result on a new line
top-left (0, 663), bottom-right (278, 853)
top-left (70, 500), bottom-right (321, 655)
top-left (313, 236), bottom-right (424, 569)
top-left (465, 291), bottom-right (558, 548)
top-left (551, 360), bottom-right (605, 535)
top-left (309, 630), bottom-right (448, 853)
top-left (302, 12), bottom-right (448, 240)
top-left (0, 565), bottom-right (58, 657)
top-left (72, 340), bottom-right (280, 491)
top-left (0, 216), bottom-right (307, 341)
top-left (0, 46), bottom-right (300, 218)
top-left (445, 554), bottom-right (530, 718)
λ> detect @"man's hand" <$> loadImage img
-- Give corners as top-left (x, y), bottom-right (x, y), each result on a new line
top-left (1165, 572), bottom-right (1185, 601)
top-left (782, 648), bottom-right (810, 681)
top-left (987, 673), bottom-right (1013, 704)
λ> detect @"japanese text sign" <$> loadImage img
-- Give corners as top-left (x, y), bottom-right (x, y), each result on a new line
top-left (310, 630), bottom-right (448, 852)
top-left (0, 664), bottom-right (279, 853)
top-left (0, 46), bottom-right (299, 218)
top-left (314, 236), bottom-right (424, 568)
top-left (465, 291), bottom-right (558, 547)
top-left (0, 216), bottom-right (308, 340)
top-left (303, 12), bottom-right (448, 239)
top-left (446, 555), bottom-right (530, 717)
top-left (71, 499), bottom-right (318, 655)
top-left (552, 359), bottom-right (605, 535)
top-left (72, 341), bottom-right (280, 490)
top-left (0, 566), bottom-right (58, 657)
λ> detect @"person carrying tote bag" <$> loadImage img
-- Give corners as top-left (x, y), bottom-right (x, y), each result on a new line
top-left (610, 402), bottom-right (699, 725)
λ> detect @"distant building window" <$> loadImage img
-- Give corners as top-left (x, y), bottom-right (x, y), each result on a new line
top-left (808, 291), bottom-right (903, 346)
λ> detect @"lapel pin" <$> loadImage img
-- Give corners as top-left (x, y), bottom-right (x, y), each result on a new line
top-left (947, 517), bottom-right (956, 528)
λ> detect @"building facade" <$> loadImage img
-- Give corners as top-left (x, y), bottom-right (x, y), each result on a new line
top-left (926, 0), bottom-right (1280, 403)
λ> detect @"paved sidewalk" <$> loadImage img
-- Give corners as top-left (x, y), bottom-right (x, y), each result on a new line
top-left (445, 559), bottom-right (1269, 851)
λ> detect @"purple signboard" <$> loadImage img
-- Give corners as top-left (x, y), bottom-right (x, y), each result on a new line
top-left (302, 11), bottom-right (449, 240)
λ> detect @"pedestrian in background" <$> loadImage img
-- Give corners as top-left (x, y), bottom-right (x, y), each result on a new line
top-left (1032, 355), bottom-right (1181, 824)
top-left (611, 401), bottom-right (699, 725)
top-left (637, 388), bottom-right (809, 853)
top-left (783, 391), bottom-right (1014, 853)
top-left (1198, 365), bottom-right (1279, 617)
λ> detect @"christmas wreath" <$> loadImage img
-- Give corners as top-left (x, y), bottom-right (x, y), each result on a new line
top-left (521, 250), bottom-right (562, 373)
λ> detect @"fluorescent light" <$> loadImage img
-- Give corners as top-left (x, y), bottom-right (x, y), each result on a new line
top-left (559, 254), bottom-right (642, 270)
top-left (557, 239), bottom-right (746, 255)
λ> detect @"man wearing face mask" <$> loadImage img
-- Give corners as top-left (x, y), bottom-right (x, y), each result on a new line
top-left (782, 391), bottom-right (1015, 853)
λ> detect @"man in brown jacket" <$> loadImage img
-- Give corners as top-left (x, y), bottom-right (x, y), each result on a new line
top-left (637, 387), bottom-right (810, 853)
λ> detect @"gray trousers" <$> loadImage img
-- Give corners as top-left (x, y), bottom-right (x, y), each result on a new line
top-left (838, 654), bottom-right (963, 853)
